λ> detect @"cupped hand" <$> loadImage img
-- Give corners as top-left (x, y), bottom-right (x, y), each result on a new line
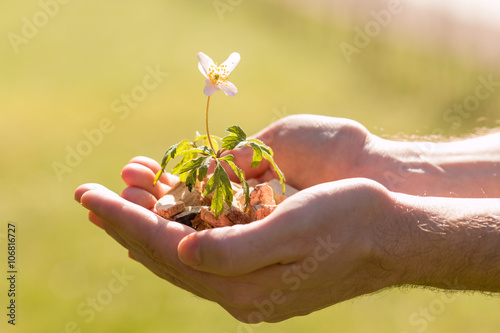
top-left (75, 157), bottom-right (398, 323)
top-left (228, 114), bottom-right (373, 190)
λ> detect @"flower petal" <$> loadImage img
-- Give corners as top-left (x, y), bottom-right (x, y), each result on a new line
top-left (220, 52), bottom-right (240, 74)
top-left (218, 80), bottom-right (237, 97)
top-left (198, 63), bottom-right (208, 78)
top-left (203, 79), bottom-right (220, 96)
top-left (197, 52), bottom-right (214, 78)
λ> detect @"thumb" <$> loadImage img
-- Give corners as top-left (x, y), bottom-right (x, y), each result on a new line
top-left (224, 125), bottom-right (276, 182)
top-left (177, 217), bottom-right (298, 276)
top-left (225, 145), bottom-right (270, 182)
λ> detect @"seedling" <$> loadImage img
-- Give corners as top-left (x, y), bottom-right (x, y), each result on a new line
top-left (154, 52), bottom-right (285, 219)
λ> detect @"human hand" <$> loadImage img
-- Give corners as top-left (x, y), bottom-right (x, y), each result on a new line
top-left (75, 155), bottom-right (500, 323)
top-left (230, 114), bottom-right (500, 197)
top-left (75, 157), bottom-right (400, 322)
top-left (228, 114), bottom-right (372, 190)
top-left (176, 177), bottom-right (400, 322)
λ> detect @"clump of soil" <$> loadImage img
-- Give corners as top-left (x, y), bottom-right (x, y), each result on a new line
top-left (155, 178), bottom-right (297, 230)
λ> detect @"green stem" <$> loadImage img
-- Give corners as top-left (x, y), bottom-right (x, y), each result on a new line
top-left (205, 96), bottom-right (216, 154)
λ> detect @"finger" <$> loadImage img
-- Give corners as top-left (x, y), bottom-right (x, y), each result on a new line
top-left (78, 185), bottom-right (180, 265)
top-left (225, 146), bottom-right (270, 182)
top-left (177, 208), bottom-right (305, 276)
top-left (77, 185), bottom-right (131, 247)
top-left (75, 183), bottom-right (109, 202)
top-left (127, 247), bottom-right (211, 300)
top-left (128, 156), bottom-right (161, 170)
top-left (209, 146), bottom-right (267, 182)
top-left (121, 186), bottom-right (157, 210)
top-left (102, 219), bottom-right (136, 251)
top-left (88, 211), bottom-right (106, 229)
top-left (121, 162), bottom-right (170, 199)
top-left (87, 199), bottom-right (172, 262)
top-left (78, 184), bottom-right (215, 301)
top-left (226, 125), bottom-right (277, 181)
top-left (76, 183), bottom-right (116, 229)
top-left (128, 156), bottom-right (179, 186)
top-left (80, 187), bottom-right (195, 265)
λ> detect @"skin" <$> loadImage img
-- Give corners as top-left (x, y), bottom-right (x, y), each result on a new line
top-left (75, 115), bottom-right (500, 323)
top-left (233, 114), bottom-right (500, 197)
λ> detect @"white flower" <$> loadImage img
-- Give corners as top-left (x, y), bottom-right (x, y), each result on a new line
top-left (197, 52), bottom-right (240, 97)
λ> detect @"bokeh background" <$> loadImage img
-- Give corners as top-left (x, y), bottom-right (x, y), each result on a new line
top-left (1, 0), bottom-right (500, 332)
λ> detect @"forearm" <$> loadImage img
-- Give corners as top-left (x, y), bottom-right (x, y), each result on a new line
top-left (360, 132), bottom-right (500, 197)
top-left (384, 192), bottom-right (500, 293)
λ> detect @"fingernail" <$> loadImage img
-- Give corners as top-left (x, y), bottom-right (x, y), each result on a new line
top-left (178, 234), bottom-right (201, 267)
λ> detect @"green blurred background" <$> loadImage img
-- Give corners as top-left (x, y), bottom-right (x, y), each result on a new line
top-left (1, 0), bottom-right (500, 332)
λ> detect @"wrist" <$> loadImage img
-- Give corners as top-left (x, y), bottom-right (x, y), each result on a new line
top-left (357, 134), bottom-right (500, 197)
top-left (381, 192), bottom-right (500, 292)
top-left (354, 135), bottom-right (442, 195)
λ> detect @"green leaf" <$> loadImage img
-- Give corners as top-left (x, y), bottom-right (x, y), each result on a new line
top-left (161, 139), bottom-right (192, 166)
top-left (194, 133), bottom-right (223, 143)
top-left (262, 150), bottom-right (286, 194)
top-left (181, 146), bottom-right (215, 158)
top-left (153, 169), bottom-right (163, 185)
top-left (185, 169), bottom-right (198, 191)
top-left (235, 137), bottom-right (284, 194)
top-left (178, 156), bottom-right (209, 174)
top-left (179, 172), bottom-right (188, 182)
top-left (155, 140), bottom-right (215, 185)
top-left (154, 139), bottom-right (192, 185)
top-left (176, 155), bottom-right (209, 184)
top-left (248, 142), bottom-right (263, 168)
top-left (204, 163), bottom-right (233, 219)
top-left (220, 155), bottom-right (250, 209)
top-left (220, 172), bottom-right (233, 209)
top-left (221, 125), bottom-right (248, 151)
top-left (226, 125), bottom-right (246, 141)
top-left (203, 167), bottom-right (217, 196)
top-left (159, 143), bottom-right (180, 167)
top-left (221, 135), bottom-right (244, 151)
top-left (248, 138), bottom-right (273, 156)
top-left (194, 134), bottom-right (222, 151)
top-left (171, 146), bottom-right (215, 180)
top-left (172, 151), bottom-right (197, 175)
top-left (197, 157), bottom-right (211, 181)
top-left (211, 186), bottom-right (224, 219)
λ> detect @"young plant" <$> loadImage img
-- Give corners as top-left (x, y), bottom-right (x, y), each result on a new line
top-left (154, 52), bottom-right (285, 219)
